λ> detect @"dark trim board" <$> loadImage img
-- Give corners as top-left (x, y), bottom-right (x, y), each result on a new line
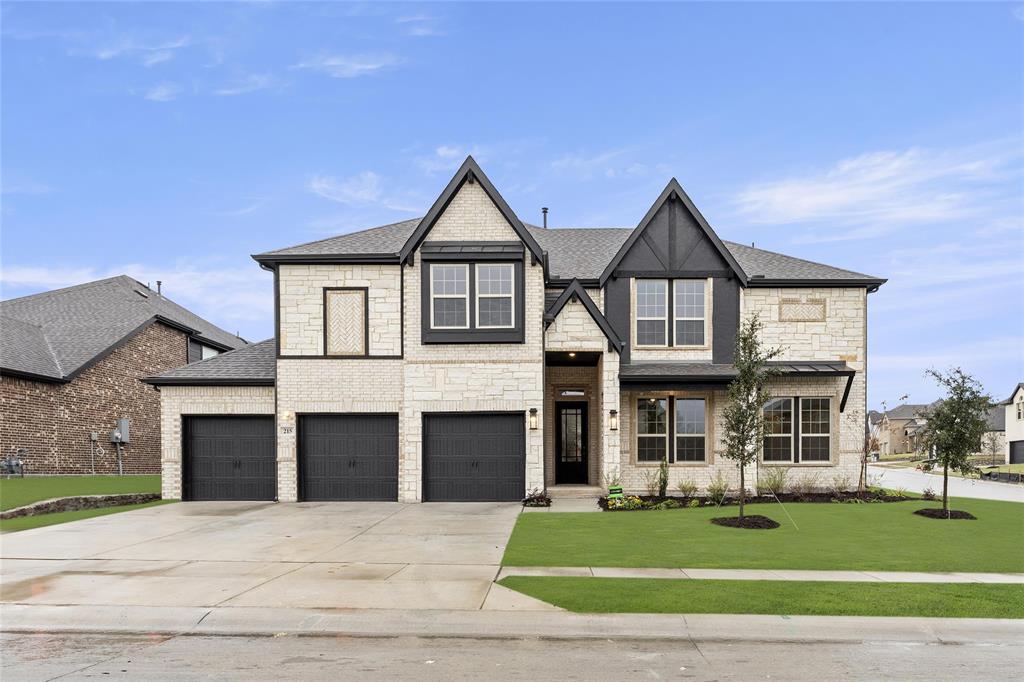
top-left (144, 377), bottom-right (275, 387)
top-left (543, 279), bottom-right (623, 353)
top-left (253, 253), bottom-right (402, 266)
top-left (276, 354), bottom-right (403, 360)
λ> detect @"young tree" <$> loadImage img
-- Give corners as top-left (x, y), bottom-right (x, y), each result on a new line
top-left (918, 369), bottom-right (992, 515)
top-left (720, 314), bottom-right (782, 518)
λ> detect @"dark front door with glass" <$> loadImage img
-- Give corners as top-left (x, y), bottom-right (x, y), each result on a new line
top-left (555, 401), bottom-right (588, 484)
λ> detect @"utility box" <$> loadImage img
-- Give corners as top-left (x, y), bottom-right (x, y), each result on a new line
top-left (110, 418), bottom-right (130, 443)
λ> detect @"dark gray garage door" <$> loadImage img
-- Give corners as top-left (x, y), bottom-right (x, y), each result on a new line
top-left (298, 414), bottom-right (399, 501)
top-left (423, 413), bottom-right (525, 502)
top-left (1011, 441), bottom-right (1024, 464)
top-left (183, 416), bottom-right (276, 501)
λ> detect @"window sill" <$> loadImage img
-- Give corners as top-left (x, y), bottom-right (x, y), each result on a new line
top-left (761, 461), bottom-right (835, 467)
top-left (632, 461), bottom-right (710, 468)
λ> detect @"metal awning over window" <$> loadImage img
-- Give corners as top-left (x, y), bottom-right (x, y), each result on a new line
top-left (419, 242), bottom-right (525, 261)
top-left (619, 361), bottom-right (857, 412)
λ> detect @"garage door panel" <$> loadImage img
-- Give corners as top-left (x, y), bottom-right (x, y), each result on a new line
top-left (423, 413), bottom-right (525, 502)
top-left (1011, 441), bottom-right (1024, 464)
top-left (298, 415), bottom-right (399, 501)
top-left (184, 416), bottom-right (275, 501)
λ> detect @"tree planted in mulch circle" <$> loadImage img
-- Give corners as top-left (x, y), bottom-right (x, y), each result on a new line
top-left (711, 515), bottom-right (780, 529)
top-left (916, 367), bottom-right (992, 520)
top-left (914, 508), bottom-right (976, 520)
top-left (714, 313), bottom-right (782, 529)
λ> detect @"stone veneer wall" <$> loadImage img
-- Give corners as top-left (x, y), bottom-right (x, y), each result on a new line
top-left (158, 385), bottom-right (275, 500)
top-left (278, 263), bottom-right (401, 356)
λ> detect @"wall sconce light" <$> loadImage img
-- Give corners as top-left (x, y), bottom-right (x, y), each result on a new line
top-left (529, 408), bottom-right (538, 430)
top-left (609, 409), bottom-right (619, 431)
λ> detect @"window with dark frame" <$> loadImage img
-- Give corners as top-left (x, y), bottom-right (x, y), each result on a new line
top-left (637, 397), bottom-right (668, 462)
top-left (675, 398), bottom-right (706, 462)
top-left (430, 264), bottom-right (469, 329)
top-left (635, 278), bottom-right (708, 349)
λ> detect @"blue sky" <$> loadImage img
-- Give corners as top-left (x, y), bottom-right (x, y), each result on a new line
top-left (2, 2), bottom-right (1022, 408)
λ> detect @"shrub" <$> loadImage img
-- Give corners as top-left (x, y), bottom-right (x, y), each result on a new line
top-left (607, 495), bottom-right (645, 511)
top-left (658, 459), bottom-right (669, 497)
top-left (829, 473), bottom-right (852, 497)
top-left (686, 498), bottom-right (700, 508)
top-left (706, 471), bottom-right (729, 505)
top-left (676, 479), bottom-right (698, 500)
top-left (522, 488), bottom-right (552, 507)
top-left (651, 499), bottom-right (682, 511)
top-left (791, 472), bottom-right (821, 498)
top-left (603, 471), bottom-right (621, 488)
top-left (757, 468), bottom-right (787, 496)
top-left (922, 487), bottom-right (936, 501)
top-left (893, 487), bottom-right (909, 499)
top-left (641, 468), bottom-right (661, 496)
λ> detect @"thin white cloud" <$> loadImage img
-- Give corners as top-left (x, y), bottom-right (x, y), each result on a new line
top-left (1, 177), bottom-right (54, 195)
top-left (415, 145), bottom-right (480, 174)
top-left (144, 82), bottom-right (182, 102)
top-left (732, 143), bottom-right (1020, 241)
top-left (214, 198), bottom-right (270, 217)
top-left (548, 149), bottom-right (662, 181)
top-left (213, 74), bottom-right (276, 96)
top-left (0, 263), bottom-right (272, 331)
top-left (91, 35), bottom-right (190, 64)
top-left (309, 172), bottom-right (383, 205)
top-left (142, 51), bottom-right (174, 67)
top-left (292, 53), bottom-right (401, 78)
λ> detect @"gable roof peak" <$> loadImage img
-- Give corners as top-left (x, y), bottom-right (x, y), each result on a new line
top-left (398, 156), bottom-right (544, 264)
top-left (598, 177), bottom-right (748, 285)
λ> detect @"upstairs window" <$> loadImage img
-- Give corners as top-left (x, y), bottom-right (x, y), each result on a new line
top-left (475, 264), bottom-right (514, 328)
top-left (637, 397), bottom-right (668, 462)
top-left (635, 280), bottom-right (668, 346)
top-left (430, 264), bottom-right (469, 329)
top-left (674, 280), bottom-right (706, 346)
top-left (1017, 398), bottom-right (1023, 421)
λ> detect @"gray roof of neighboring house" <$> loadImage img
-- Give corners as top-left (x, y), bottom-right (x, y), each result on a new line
top-left (985, 406), bottom-right (1006, 432)
top-left (868, 410), bottom-right (884, 425)
top-left (998, 382), bottom-right (1024, 405)
top-left (883, 404), bottom-right (932, 421)
top-left (254, 219), bottom-right (882, 285)
top-left (1, 276), bottom-right (247, 382)
top-left (145, 339), bottom-right (275, 386)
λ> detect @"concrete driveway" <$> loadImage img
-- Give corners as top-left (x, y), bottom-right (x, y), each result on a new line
top-left (868, 465), bottom-right (1024, 503)
top-left (0, 502), bottom-right (552, 611)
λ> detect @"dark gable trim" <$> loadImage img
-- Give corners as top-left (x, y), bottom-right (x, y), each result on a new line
top-left (398, 156), bottom-right (545, 266)
top-left (746, 277), bottom-right (887, 291)
top-left (322, 287), bottom-right (370, 358)
top-left (0, 367), bottom-right (69, 384)
top-left (543, 279), bottom-right (623, 353)
top-left (600, 179), bottom-right (748, 286)
top-left (420, 257), bottom-right (525, 344)
top-left (252, 253), bottom-right (401, 267)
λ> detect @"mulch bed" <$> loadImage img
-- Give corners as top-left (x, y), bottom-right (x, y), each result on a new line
top-left (913, 508), bottom-right (977, 520)
top-left (711, 515), bottom-right (780, 529)
top-left (0, 493), bottom-right (161, 520)
top-left (598, 490), bottom-right (908, 511)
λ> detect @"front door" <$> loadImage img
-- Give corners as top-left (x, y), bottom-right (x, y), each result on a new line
top-left (555, 401), bottom-right (588, 484)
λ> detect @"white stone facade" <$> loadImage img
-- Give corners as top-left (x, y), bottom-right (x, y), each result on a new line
top-left (158, 385), bottom-right (275, 500)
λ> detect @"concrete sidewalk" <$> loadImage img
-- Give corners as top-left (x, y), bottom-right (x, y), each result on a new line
top-left (3, 603), bottom-right (1021, 645)
top-left (499, 566), bottom-right (1024, 583)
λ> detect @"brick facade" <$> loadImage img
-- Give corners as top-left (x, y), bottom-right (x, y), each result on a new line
top-left (1, 322), bottom-right (189, 474)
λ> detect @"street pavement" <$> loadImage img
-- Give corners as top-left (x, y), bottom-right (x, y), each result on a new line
top-left (867, 465), bottom-right (1024, 502)
top-left (3, 631), bottom-right (1022, 681)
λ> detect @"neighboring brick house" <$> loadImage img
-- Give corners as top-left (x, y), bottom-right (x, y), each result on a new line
top-left (1, 276), bottom-right (246, 474)
top-left (147, 157), bottom-right (885, 502)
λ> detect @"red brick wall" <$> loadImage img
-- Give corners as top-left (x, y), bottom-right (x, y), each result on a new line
top-left (0, 322), bottom-right (189, 474)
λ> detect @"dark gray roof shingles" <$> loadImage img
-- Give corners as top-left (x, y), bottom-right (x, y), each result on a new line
top-left (1, 276), bottom-right (246, 381)
top-left (256, 218), bottom-right (882, 285)
top-left (147, 339), bottom-right (275, 384)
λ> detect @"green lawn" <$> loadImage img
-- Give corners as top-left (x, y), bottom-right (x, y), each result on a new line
top-left (499, 577), bottom-right (1024, 618)
top-left (0, 500), bottom-right (173, 533)
top-left (0, 475), bottom-right (161, 511)
top-left (503, 497), bottom-right (1024, 573)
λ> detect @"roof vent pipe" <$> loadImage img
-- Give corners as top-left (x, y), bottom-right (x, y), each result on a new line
top-left (156, 280), bottom-right (162, 296)
top-left (541, 207), bottom-right (548, 228)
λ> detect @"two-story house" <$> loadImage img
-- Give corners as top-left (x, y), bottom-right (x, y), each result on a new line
top-left (146, 157), bottom-right (885, 503)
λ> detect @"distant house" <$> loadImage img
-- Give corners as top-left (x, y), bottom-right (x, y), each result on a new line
top-left (0, 276), bottom-right (246, 474)
top-left (998, 383), bottom-right (1024, 464)
top-left (876, 403), bottom-right (936, 456)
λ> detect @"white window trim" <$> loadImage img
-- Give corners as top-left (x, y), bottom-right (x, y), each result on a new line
top-left (429, 263), bottom-right (470, 330)
top-left (672, 279), bottom-right (709, 348)
top-left (763, 397), bottom-right (795, 463)
top-left (799, 397), bottom-right (832, 462)
top-left (636, 397), bottom-right (669, 462)
top-left (674, 397), bottom-right (707, 462)
top-left (1017, 398), bottom-right (1023, 421)
top-left (474, 263), bottom-right (515, 329)
top-left (634, 279), bottom-right (669, 348)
